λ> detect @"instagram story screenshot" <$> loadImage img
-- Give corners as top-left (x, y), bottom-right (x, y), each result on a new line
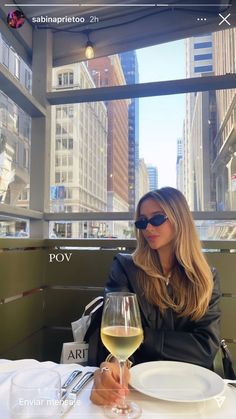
top-left (0, 1), bottom-right (236, 418)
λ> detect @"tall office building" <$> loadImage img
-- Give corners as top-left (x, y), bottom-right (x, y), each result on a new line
top-left (184, 34), bottom-right (214, 209)
top-left (50, 62), bottom-right (108, 238)
top-left (88, 56), bottom-right (130, 237)
top-left (147, 165), bottom-right (158, 191)
top-left (189, 90), bottom-right (216, 210)
top-left (212, 28), bottom-right (236, 210)
top-left (119, 51), bottom-right (139, 211)
top-left (139, 158), bottom-right (149, 198)
top-left (176, 137), bottom-right (184, 192)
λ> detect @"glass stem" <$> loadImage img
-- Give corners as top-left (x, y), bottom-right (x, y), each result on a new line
top-left (119, 360), bottom-right (126, 407)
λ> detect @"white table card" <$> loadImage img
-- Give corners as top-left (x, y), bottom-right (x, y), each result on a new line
top-left (61, 342), bottom-right (89, 365)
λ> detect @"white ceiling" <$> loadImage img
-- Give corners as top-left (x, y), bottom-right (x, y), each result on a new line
top-left (0, 1), bottom-right (235, 66)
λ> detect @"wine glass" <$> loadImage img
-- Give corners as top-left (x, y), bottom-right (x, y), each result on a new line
top-left (9, 368), bottom-right (61, 418)
top-left (101, 292), bottom-right (143, 419)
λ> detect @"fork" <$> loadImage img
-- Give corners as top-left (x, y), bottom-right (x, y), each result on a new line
top-left (61, 370), bottom-right (83, 397)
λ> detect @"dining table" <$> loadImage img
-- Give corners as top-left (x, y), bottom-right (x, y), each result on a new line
top-left (0, 358), bottom-right (236, 418)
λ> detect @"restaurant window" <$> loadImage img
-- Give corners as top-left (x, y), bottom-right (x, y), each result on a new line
top-left (0, 92), bottom-right (7, 126)
top-left (25, 68), bottom-right (32, 91)
top-left (23, 148), bottom-right (29, 169)
top-left (14, 54), bottom-right (20, 79)
top-left (23, 116), bottom-right (31, 141)
top-left (2, 41), bottom-right (9, 67)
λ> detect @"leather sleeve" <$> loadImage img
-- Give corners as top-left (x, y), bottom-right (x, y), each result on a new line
top-left (142, 269), bottom-right (221, 368)
top-left (105, 256), bottom-right (133, 293)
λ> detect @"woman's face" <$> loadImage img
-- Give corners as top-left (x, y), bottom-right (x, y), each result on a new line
top-left (138, 198), bottom-right (176, 253)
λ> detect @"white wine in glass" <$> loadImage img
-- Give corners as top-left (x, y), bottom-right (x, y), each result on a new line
top-left (101, 292), bottom-right (143, 419)
top-left (101, 326), bottom-right (143, 361)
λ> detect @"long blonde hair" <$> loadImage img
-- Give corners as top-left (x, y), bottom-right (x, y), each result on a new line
top-left (132, 187), bottom-right (213, 321)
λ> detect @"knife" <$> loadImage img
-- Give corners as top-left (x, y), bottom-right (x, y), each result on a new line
top-left (61, 371), bottom-right (94, 414)
top-left (61, 370), bottom-right (83, 397)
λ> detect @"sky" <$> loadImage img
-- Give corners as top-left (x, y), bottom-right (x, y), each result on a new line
top-left (136, 40), bottom-right (185, 188)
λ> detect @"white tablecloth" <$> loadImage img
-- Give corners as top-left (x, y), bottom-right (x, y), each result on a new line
top-left (0, 359), bottom-right (236, 418)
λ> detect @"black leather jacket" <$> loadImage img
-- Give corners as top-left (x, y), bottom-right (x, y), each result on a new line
top-left (87, 253), bottom-right (221, 369)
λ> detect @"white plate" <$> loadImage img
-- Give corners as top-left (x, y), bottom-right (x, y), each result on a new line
top-left (130, 361), bottom-right (226, 402)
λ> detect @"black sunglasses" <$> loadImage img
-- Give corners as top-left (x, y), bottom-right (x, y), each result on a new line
top-left (135, 214), bottom-right (168, 230)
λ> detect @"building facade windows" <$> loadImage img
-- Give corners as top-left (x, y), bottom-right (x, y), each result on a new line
top-left (0, 32), bottom-right (32, 92)
top-left (24, 69), bottom-right (32, 91)
top-left (2, 40), bottom-right (9, 67)
top-left (14, 55), bottom-right (20, 79)
top-left (194, 41), bottom-right (212, 49)
top-left (57, 71), bottom-right (74, 87)
top-left (194, 65), bottom-right (213, 73)
top-left (56, 138), bottom-right (61, 150)
top-left (55, 172), bottom-right (60, 183)
top-left (194, 53), bottom-right (212, 61)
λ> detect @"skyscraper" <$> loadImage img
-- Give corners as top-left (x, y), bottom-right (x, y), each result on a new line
top-left (184, 34), bottom-right (213, 209)
top-left (88, 55), bottom-right (130, 237)
top-left (119, 51), bottom-right (139, 211)
top-left (50, 62), bottom-right (108, 238)
top-left (176, 137), bottom-right (184, 192)
top-left (212, 28), bottom-right (236, 210)
top-left (147, 165), bottom-right (158, 191)
top-left (139, 158), bottom-right (149, 198)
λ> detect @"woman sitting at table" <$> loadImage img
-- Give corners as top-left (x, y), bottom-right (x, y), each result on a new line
top-left (89, 187), bottom-right (221, 406)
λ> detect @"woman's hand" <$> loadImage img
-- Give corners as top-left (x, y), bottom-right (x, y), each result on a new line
top-left (90, 360), bottom-right (130, 405)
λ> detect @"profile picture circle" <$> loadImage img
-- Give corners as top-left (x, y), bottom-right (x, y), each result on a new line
top-left (7, 10), bottom-right (25, 29)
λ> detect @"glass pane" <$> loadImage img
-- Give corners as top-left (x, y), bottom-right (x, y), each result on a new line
top-left (0, 93), bottom-right (31, 208)
top-left (0, 33), bottom-right (32, 90)
top-left (49, 220), bottom-right (132, 239)
top-left (49, 219), bottom-right (236, 240)
top-left (49, 81), bottom-right (236, 221)
top-left (0, 217), bottom-right (29, 237)
top-left (196, 220), bottom-right (236, 241)
top-left (1, 14), bottom-right (236, 241)
top-left (0, 30), bottom-right (32, 210)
